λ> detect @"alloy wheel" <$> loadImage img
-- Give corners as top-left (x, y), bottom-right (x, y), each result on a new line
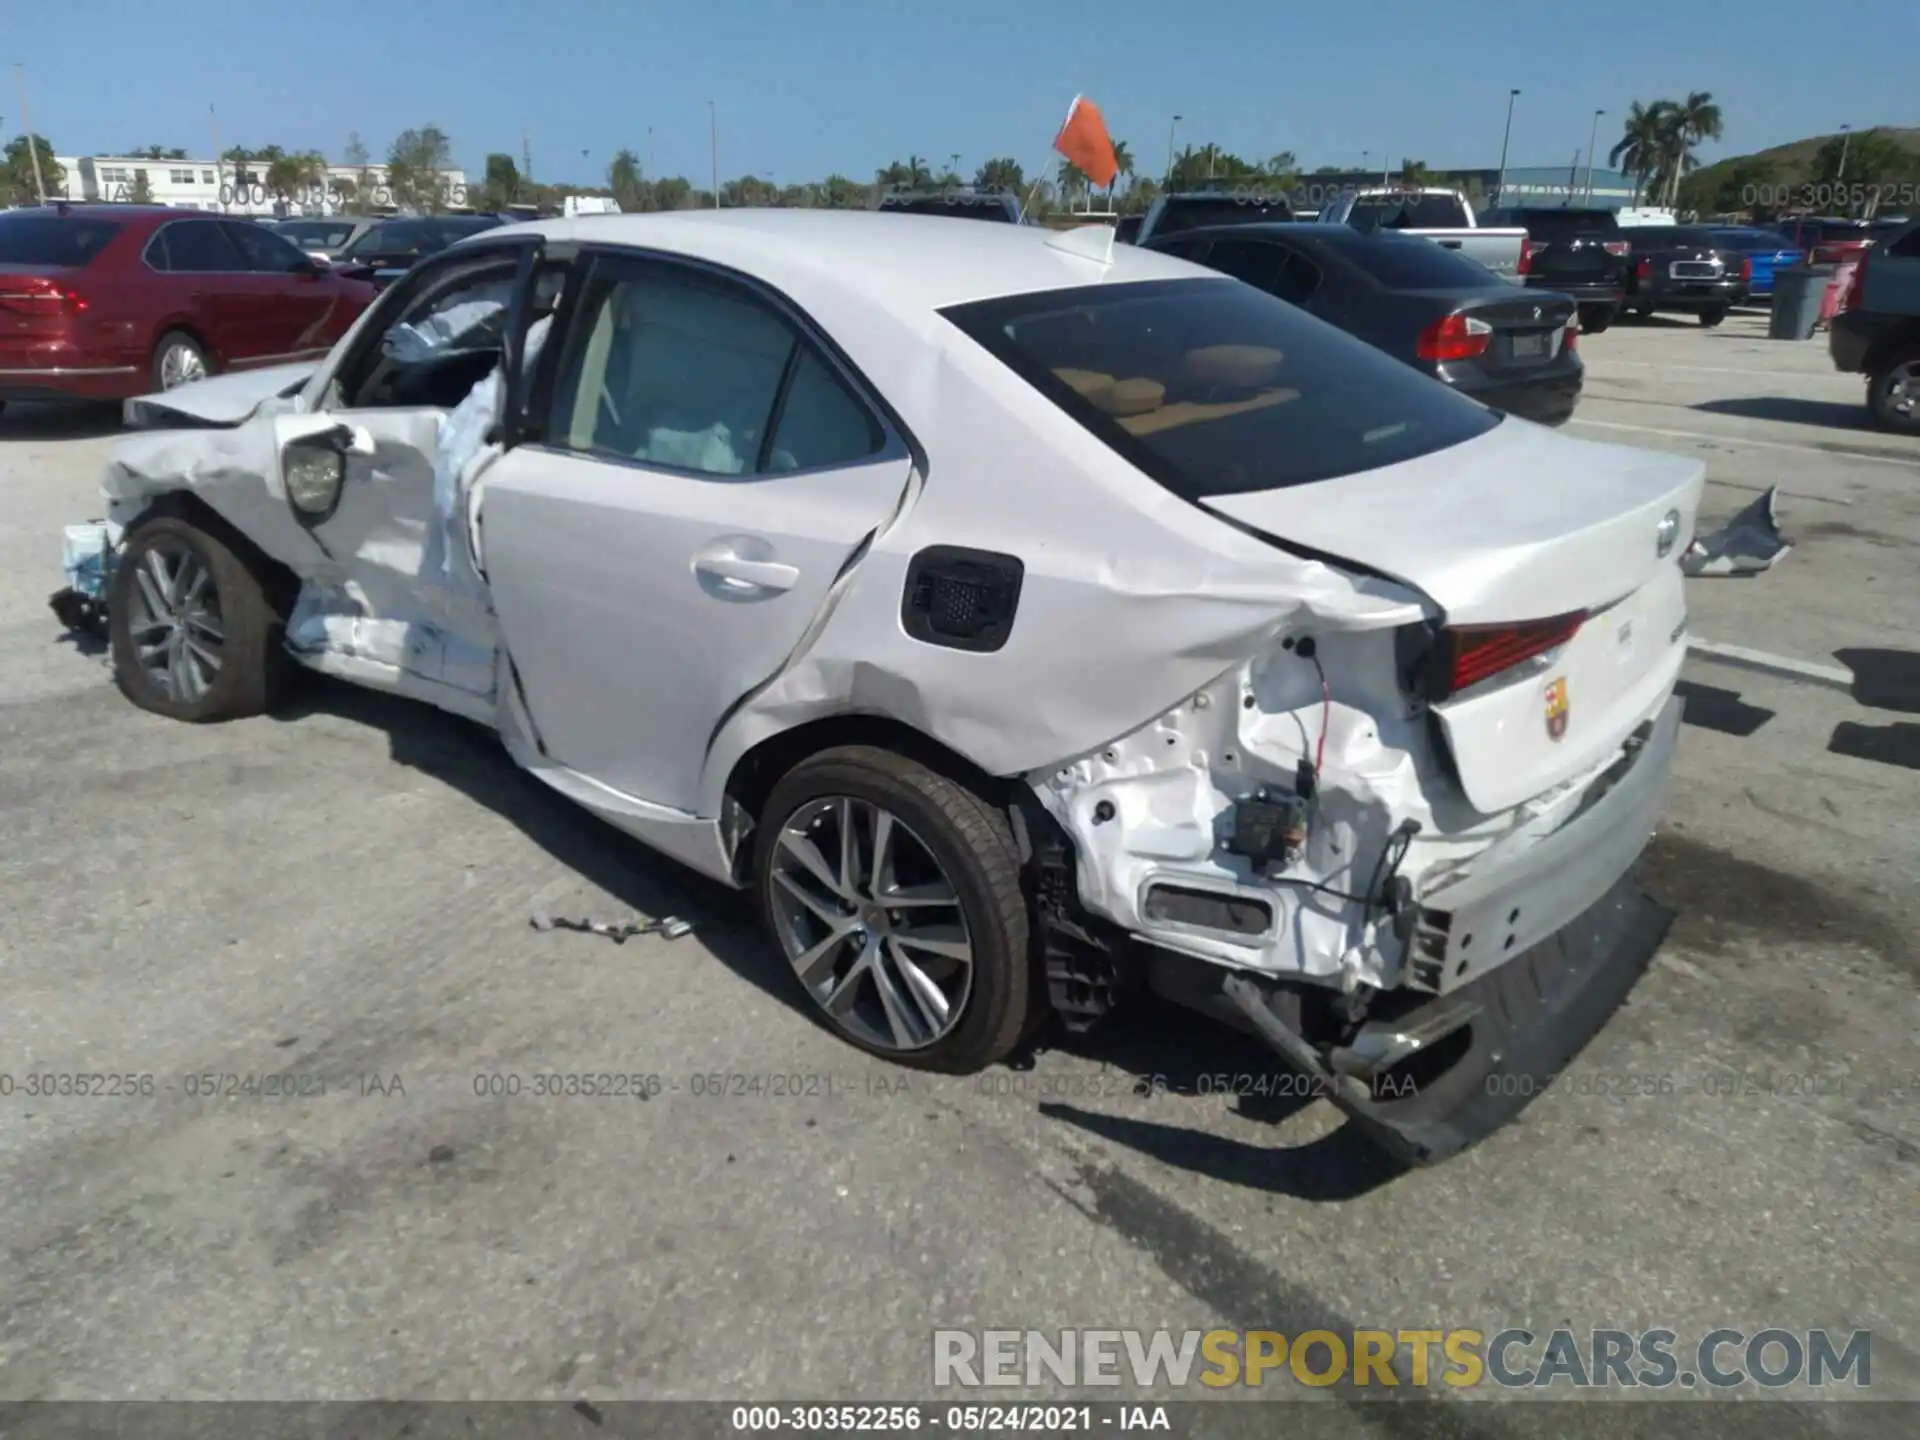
top-left (767, 796), bottom-right (974, 1053)
top-left (159, 342), bottom-right (206, 389)
top-left (126, 543), bottom-right (225, 703)
top-left (1880, 361), bottom-right (1917, 423)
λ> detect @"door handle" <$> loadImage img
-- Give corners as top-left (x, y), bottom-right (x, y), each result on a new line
top-left (1437, 239), bottom-right (1462, 249)
top-left (693, 550), bottom-right (799, 593)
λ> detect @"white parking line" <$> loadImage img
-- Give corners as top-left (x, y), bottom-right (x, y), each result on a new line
top-left (1684, 638), bottom-right (1856, 693)
top-left (1568, 417), bottom-right (1920, 468)
top-left (1600, 360), bottom-right (1859, 383)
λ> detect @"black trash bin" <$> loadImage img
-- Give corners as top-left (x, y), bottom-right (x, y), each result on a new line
top-left (1769, 264), bottom-right (1834, 340)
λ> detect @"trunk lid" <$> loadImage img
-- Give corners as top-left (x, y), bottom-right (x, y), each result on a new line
top-left (1201, 420), bottom-right (1703, 814)
top-left (1453, 289), bottom-right (1577, 373)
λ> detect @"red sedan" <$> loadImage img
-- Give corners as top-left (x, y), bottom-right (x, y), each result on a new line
top-left (0, 203), bottom-right (376, 409)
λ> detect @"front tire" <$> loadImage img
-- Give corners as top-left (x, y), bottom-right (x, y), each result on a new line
top-left (109, 516), bottom-right (287, 722)
top-left (1867, 350), bottom-right (1920, 434)
top-left (753, 746), bottom-right (1036, 1073)
top-left (1577, 303), bottom-right (1613, 335)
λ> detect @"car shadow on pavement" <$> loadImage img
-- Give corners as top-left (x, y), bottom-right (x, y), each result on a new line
top-left (277, 675), bottom-right (1415, 1200)
top-left (1026, 1008), bottom-right (1413, 1201)
top-left (269, 675), bottom-right (797, 1003)
top-left (0, 401), bottom-right (124, 442)
top-left (1693, 396), bottom-right (1878, 430)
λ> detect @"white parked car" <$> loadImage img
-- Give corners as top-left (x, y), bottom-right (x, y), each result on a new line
top-left (70, 210), bottom-right (1702, 1164)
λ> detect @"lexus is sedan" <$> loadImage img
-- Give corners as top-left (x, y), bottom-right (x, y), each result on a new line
top-left (59, 210), bottom-right (1701, 1165)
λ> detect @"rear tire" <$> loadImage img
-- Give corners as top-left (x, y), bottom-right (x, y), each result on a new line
top-left (1577, 303), bottom-right (1613, 335)
top-left (1699, 306), bottom-right (1727, 328)
top-left (151, 330), bottom-right (210, 392)
top-left (753, 745), bottom-right (1037, 1074)
top-left (1866, 350), bottom-right (1920, 434)
top-left (109, 515), bottom-right (288, 722)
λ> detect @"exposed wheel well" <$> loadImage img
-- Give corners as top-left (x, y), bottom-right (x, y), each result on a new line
top-left (724, 715), bottom-right (1023, 871)
top-left (1864, 321), bottom-right (1920, 376)
top-left (122, 490), bottom-right (301, 617)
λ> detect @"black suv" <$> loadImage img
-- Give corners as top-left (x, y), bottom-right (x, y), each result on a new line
top-left (1829, 215), bottom-right (1920, 433)
top-left (1620, 225), bottom-right (1749, 325)
top-left (875, 189), bottom-right (1023, 223)
top-left (1482, 205), bottom-right (1631, 333)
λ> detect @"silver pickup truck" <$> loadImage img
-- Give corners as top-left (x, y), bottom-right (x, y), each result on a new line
top-left (1318, 188), bottom-right (1527, 281)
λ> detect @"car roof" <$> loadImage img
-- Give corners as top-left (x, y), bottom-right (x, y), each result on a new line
top-left (5, 203), bottom-right (175, 225)
top-left (467, 208), bottom-right (1205, 313)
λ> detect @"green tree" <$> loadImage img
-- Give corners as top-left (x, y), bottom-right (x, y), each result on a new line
top-left (388, 125), bottom-right (455, 213)
top-left (1110, 138), bottom-right (1135, 197)
top-left (265, 150), bottom-right (327, 206)
top-left (483, 152), bottom-right (523, 210)
top-left (1263, 150), bottom-right (1300, 185)
top-left (130, 145), bottom-right (186, 160)
top-left (607, 148), bottom-right (644, 211)
top-left (1398, 157), bottom-right (1435, 188)
top-left (821, 173), bottom-right (868, 208)
top-left (1651, 92), bottom-right (1722, 207)
top-left (654, 175), bottom-right (694, 210)
top-left (1611, 101), bottom-right (1675, 203)
top-left (1810, 129), bottom-right (1916, 214)
top-left (972, 157), bottom-right (1024, 193)
top-left (1312, 164), bottom-right (1343, 175)
top-left (4, 134), bottom-right (63, 204)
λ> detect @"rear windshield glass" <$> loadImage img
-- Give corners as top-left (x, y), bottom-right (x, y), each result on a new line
top-left (1518, 209), bottom-right (1620, 241)
top-left (1318, 231), bottom-right (1506, 288)
top-left (0, 216), bottom-right (121, 267)
top-left (942, 276), bottom-right (1500, 501)
top-left (276, 220), bottom-right (359, 248)
top-left (1344, 194), bottom-right (1469, 229)
top-left (1150, 197), bottom-right (1294, 237)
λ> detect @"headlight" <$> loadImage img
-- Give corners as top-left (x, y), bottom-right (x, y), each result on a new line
top-left (285, 443), bottom-right (345, 516)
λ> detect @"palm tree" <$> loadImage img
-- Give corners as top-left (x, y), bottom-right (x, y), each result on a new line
top-left (1609, 101), bottom-right (1673, 203)
top-left (1666, 91), bottom-right (1723, 206)
top-left (1110, 139), bottom-right (1134, 200)
top-left (1057, 157), bottom-right (1090, 207)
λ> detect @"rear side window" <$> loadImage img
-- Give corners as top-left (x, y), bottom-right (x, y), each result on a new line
top-left (1345, 194), bottom-right (1469, 229)
top-left (149, 220), bottom-right (244, 273)
top-left (547, 256), bottom-right (886, 477)
top-left (942, 277), bottom-right (1500, 502)
top-left (0, 217), bottom-right (121, 267)
top-left (1202, 238), bottom-right (1322, 305)
top-left (1319, 232), bottom-right (1504, 288)
top-left (226, 221), bottom-right (310, 273)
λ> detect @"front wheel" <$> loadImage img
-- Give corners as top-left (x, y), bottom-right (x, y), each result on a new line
top-left (753, 746), bottom-right (1037, 1073)
top-left (1699, 306), bottom-right (1727, 328)
top-left (109, 516), bottom-right (287, 722)
top-left (1577, 304), bottom-right (1613, 335)
top-left (1867, 351), bottom-right (1920, 434)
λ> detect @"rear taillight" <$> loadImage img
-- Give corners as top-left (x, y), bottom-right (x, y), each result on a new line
top-left (1842, 250), bottom-right (1867, 312)
top-left (1416, 313), bottom-right (1492, 362)
top-left (1434, 612), bottom-right (1586, 698)
top-left (1635, 256), bottom-right (1652, 281)
top-left (1603, 239), bottom-right (1630, 256)
top-left (1517, 238), bottom-right (1536, 277)
top-left (1740, 256), bottom-right (1752, 283)
top-left (1562, 315), bottom-right (1579, 351)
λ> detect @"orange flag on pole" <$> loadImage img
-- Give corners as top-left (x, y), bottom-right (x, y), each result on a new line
top-left (1052, 94), bottom-right (1119, 190)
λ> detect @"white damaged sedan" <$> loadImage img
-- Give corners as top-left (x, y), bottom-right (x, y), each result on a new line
top-left (69, 210), bottom-right (1702, 1164)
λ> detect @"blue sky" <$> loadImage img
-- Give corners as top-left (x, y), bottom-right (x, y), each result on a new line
top-left (11, 0), bottom-right (1911, 184)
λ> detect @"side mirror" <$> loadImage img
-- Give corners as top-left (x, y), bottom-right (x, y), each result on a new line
top-left (283, 423), bottom-right (374, 525)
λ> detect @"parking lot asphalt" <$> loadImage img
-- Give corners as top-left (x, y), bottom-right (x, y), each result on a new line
top-left (1, 312), bottom-right (1915, 1429)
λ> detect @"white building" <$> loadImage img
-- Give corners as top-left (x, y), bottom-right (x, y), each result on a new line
top-left (48, 155), bottom-right (472, 216)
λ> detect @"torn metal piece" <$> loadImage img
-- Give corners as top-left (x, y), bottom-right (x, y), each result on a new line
top-left (1681, 484), bottom-right (1792, 577)
top-left (529, 908), bottom-right (694, 943)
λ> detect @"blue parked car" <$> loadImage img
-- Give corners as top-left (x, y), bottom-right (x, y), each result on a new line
top-left (1708, 228), bottom-right (1803, 299)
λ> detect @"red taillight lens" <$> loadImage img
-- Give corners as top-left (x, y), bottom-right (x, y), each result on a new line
top-left (1842, 251), bottom-right (1867, 312)
top-left (1437, 612), bottom-right (1586, 697)
top-left (1517, 238), bottom-right (1535, 277)
top-left (1740, 256), bottom-right (1753, 283)
top-left (56, 287), bottom-right (87, 313)
top-left (1603, 239), bottom-right (1630, 256)
top-left (1635, 256), bottom-right (1652, 281)
top-left (1416, 313), bottom-right (1492, 362)
top-left (1563, 316), bottom-right (1579, 351)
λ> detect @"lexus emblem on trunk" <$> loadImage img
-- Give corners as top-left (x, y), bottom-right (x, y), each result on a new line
top-left (1532, 306), bottom-right (1542, 320)
top-left (1544, 677), bottom-right (1570, 742)
top-left (1656, 508), bottom-right (1681, 557)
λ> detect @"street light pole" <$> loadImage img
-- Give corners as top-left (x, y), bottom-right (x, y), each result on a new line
top-left (1585, 108), bottom-right (1604, 203)
top-left (709, 101), bottom-right (719, 208)
top-left (14, 65), bottom-right (46, 205)
top-left (1495, 88), bottom-right (1520, 206)
top-left (1164, 114), bottom-right (1181, 186)
top-left (210, 103), bottom-right (225, 212)
top-left (1836, 123), bottom-right (1852, 182)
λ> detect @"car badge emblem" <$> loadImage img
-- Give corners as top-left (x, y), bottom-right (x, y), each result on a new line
top-left (1532, 305), bottom-right (1542, 320)
top-left (1655, 508), bottom-right (1681, 558)
top-left (1544, 677), bottom-right (1570, 742)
